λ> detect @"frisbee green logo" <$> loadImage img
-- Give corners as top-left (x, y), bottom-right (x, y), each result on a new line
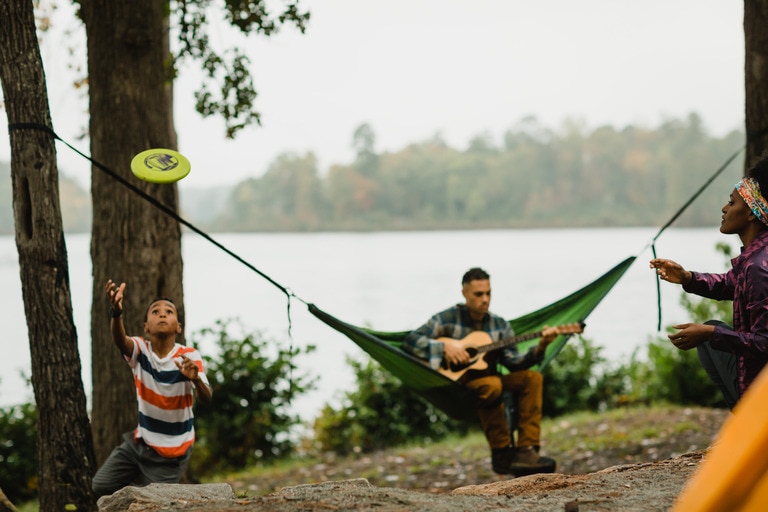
top-left (131, 148), bottom-right (191, 183)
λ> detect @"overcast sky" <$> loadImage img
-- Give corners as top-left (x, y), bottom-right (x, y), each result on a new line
top-left (0, 0), bottom-right (745, 189)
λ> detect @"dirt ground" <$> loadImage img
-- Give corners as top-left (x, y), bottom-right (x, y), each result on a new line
top-left (98, 406), bottom-right (731, 511)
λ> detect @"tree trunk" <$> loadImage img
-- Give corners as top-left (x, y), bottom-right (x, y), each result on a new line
top-left (79, 0), bottom-right (185, 465)
top-left (0, 1), bottom-right (97, 510)
top-left (745, 0), bottom-right (768, 166)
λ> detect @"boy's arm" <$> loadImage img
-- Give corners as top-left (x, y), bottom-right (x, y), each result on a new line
top-left (106, 279), bottom-right (135, 358)
top-left (193, 377), bottom-right (213, 404)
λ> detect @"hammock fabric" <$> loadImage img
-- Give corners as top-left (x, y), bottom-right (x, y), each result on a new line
top-left (309, 256), bottom-right (636, 420)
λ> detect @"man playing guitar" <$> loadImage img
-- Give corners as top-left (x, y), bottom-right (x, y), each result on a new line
top-left (403, 267), bottom-right (562, 476)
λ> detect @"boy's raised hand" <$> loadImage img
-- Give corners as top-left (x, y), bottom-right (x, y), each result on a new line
top-left (106, 280), bottom-right (126, 315)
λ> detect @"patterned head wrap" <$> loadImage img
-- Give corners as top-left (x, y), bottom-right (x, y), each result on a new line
top-left (735, 177), bottom-right (768, 227)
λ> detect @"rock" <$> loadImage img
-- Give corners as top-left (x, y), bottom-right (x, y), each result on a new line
top-left (97, 483), bottom-right (236, 511)
top-left (272, 477), bottom-right (373, 498)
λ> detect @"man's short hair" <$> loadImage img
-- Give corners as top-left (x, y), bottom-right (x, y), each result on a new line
top-left (144, 296), bottom-right (178, 321)
top-left (462, 267), bottom-right (490, 285)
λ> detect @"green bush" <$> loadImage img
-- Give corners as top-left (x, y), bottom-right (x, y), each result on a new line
top-left (0, 402), bottom-right (38, 504)
top-left (312, 356), bottom-right (472, 455)
top-left (542, 336), bottom-right (627, 415)
top-left (637, 338), bottom-right (722, 407)
top-left (189, 320), bottom-right (316, 475)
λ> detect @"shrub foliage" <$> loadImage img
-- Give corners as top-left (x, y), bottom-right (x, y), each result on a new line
top-left (0, 402), bottom-right (38, 504)
top-left (190, 320), bottom-right (316, 475)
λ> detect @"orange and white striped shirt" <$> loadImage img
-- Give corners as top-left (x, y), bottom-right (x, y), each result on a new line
top-left (125, 336), bottom-right (210, 458)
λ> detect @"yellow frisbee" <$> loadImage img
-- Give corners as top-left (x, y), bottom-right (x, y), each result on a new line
top-left (130, 148), bottom-right (191, 183)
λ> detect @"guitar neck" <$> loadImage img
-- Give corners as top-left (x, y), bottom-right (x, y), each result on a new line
top-left (475, 330), bottom-right (543, 354)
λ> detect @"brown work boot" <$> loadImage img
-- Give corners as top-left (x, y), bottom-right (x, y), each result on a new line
top-left (509, 446), bottom-right (557, 476)
top-left (490, 446), bottom-right (515, 475)
top-left (511, 446), bottom-right (541, 466)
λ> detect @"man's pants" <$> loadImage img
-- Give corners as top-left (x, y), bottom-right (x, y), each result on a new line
top-left (92, 431), bottom-right (191, 497)
top-left (464, 370), bottom-right (543, 450)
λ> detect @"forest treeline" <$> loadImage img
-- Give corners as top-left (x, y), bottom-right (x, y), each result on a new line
top-left (0, 113), bottom-right (747, 235)
top-left (209, 114), bottom-right (746, 231)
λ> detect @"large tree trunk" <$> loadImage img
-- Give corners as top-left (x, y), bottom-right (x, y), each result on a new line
top-left (79, 0), bottom-right (185, 465)
top-left (745, 0), bottom-right (768, 166)
top-left (0, 1), bottom-right (97, 510)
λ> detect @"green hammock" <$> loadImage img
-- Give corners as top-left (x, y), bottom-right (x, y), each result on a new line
top-left (308, 256), bottom-right (636, 420)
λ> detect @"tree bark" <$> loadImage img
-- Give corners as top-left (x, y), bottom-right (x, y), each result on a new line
top-left (79, 0), bottom-right (185, 464)
top-left (745, 0), bottom-right (768, 166)
top-left (0, 1), bottom-right (97, 510)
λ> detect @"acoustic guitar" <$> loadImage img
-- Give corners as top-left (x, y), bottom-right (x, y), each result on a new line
top-left (435, 323), bottom-right (584, 381)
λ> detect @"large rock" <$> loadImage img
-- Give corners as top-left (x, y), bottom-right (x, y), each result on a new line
top-left (97, 483), bottom-right (236, 511)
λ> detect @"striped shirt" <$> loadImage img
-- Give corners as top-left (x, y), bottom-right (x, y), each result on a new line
top-left (126, 336), bottom-right (210, 458)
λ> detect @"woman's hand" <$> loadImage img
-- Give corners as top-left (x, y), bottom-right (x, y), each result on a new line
top-left (649, 258), bottom-right (692, 285)
top-left (668, 323), bottom-right (715, 350)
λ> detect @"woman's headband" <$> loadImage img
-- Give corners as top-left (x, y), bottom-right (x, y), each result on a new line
top-left (736, 177), bottom-right (768, 227)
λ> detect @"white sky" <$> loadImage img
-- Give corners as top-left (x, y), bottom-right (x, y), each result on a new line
top-left (0, 0), bottom-right (746, 189)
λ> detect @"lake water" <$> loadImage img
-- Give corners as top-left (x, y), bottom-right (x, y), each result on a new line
top-left (0, 228), bottom-right (737, 420)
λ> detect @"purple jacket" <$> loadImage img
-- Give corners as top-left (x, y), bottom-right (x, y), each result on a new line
top-left (684, 229), bottom-right (768, 394)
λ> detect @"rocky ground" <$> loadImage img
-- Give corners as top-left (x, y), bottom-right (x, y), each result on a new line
top-left (98, 405), bottom-right (731, 511)
top-left (223, 405), bottom-right (730, 497)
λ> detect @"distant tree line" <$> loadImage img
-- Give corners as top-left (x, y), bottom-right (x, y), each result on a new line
top-left (0, 114), bottom-right (747, 235)
top-left (210, 114), bottom-right (746, 231)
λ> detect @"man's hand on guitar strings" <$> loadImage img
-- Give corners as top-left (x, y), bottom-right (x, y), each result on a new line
top-left (442, 338), bottom-right (471, 365)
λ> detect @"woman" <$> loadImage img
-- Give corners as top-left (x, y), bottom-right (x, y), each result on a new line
top-left (649, 155), bottom-right (768, 410)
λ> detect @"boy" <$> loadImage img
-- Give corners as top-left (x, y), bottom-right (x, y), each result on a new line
top-left (92, 280), bottom-right (212, 497)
